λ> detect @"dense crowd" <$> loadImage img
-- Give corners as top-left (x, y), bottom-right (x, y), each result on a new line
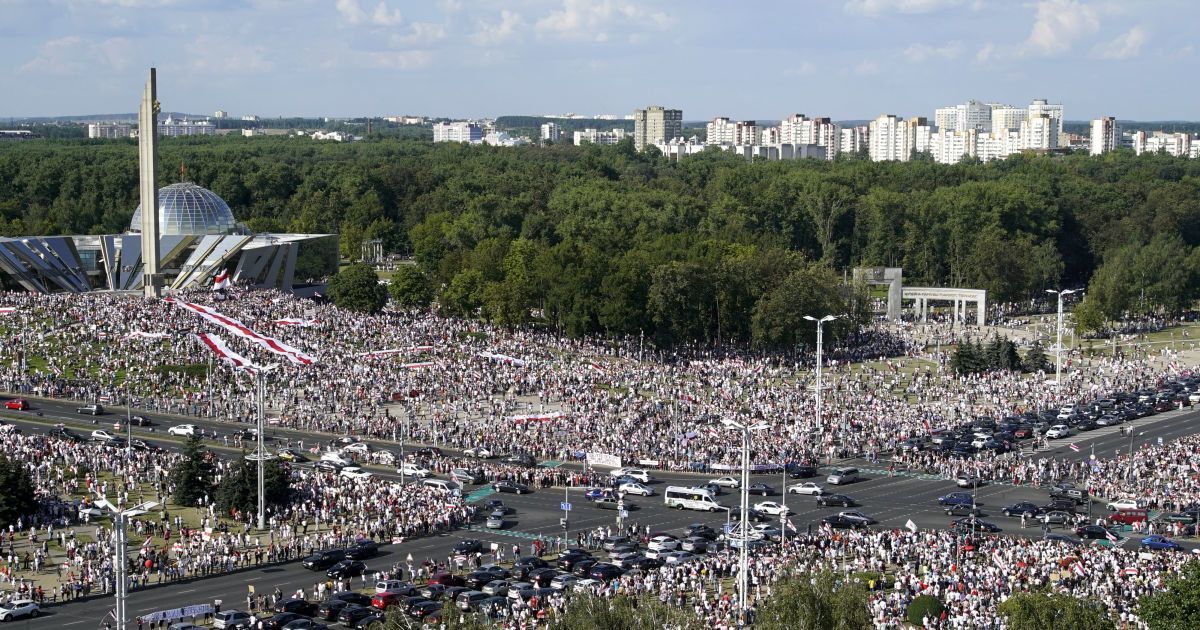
top-left (0, 428), bottom-right (470, 604)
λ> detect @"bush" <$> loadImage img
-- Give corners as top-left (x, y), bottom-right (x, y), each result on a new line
top-left (907, 595), bottom-right (945, 627)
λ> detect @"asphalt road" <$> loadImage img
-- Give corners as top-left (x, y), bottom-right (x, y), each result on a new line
top-left (4, 393), bottom-right (1200, 627)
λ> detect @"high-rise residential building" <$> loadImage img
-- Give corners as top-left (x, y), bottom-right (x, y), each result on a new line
top-left (573, 128), bottom-right (627, 145)
top-left (213, 110), bottom-right (228, 119)
top-left (432, 121), bottom-right (483, 143)
top-left (840, 125), bottom-right (868, 155)
top-left (759, 126), bottom-right (780, 146)
top-left (1090, 117), bottom-right (1117, 156)
top-left (1027, 99), bottom-right (1063, 145)
top-left (88, 123), bottom-right (131, 139)
top-left (976, 130), bottom-right (1022, 162)
top-left (1020, 114), bottom-right (1058, 151)
top-left (633, 105), bottom-right (682, 150)
top-left (911, 117), bottom-right (933, 154)
top-left (778, 114), bottom-right (839, 159)
top-left (706, 117), bottom-right (734, 145)
top-left (540, 121), bottom-right (561, 143)
top-left (1134, 131), bottom-right (1193, 157)
top-left (868, 115), bottom-right (912, 162)
top-left (930, 129), bottom-right (976, 164)
top-left (990, 105), bottom-right (1027, 133)
top-left (935, 101), bottom-right (991, 133)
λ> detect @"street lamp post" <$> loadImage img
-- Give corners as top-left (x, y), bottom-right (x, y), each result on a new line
top-left (1045, 289), bottom-right (1077, 386)
top-left (722, 417), bottom-right (769, 625)
top-left (803, 315), bottom-right (840, 434)
top-left (94, 496), bottom-right (158, 630)
top-left (249, 365), bottom-right (279, 531)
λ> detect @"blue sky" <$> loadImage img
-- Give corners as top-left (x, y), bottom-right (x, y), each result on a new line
top-left (2, 0), bottom-right (1195, 120)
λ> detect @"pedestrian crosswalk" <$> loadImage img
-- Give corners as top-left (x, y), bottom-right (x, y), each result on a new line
top-left (463, 524), bottom-right (564, 544)
top-left (464, 488), bottom-right (497, 502)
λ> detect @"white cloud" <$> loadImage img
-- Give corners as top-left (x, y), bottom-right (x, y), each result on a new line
top-left (785, 61), bottom-right (817, 76)
top-left (92, 0), bottom-right (179, 7)
top-left (975, 42), bottom-right (995, 62)
top-left (188, 36), bottom-right (274, 74)
top-left (366, 50), bottom-right (432, 69)
top-left (1022, 0), bottom-right (1099, 56)
top-left (535, 0), bottom-right (671, 42)
top-left (1093, 25), bottom-right (1147, 59)
top-left (844, 0), bottom-right (964, 16)
top-left (471, 9), bottom-right (521, 46)
top-left (904, 40), bottom-right (964, 62)
top-left (21, 36), bottom-right (134, 74)
top-left (336, 0), bottom-right (402, 27)
top-left (390, 22), bottom-right (446, 47)
top-left (854, 60), bottom-right (880, 75)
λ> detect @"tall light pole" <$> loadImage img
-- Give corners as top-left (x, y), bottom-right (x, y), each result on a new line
top-left (722, 417), bottom-right (768, 625)
top-left (1045, 289), bottom-right (1077, 386)
top-left (94, 496), bottom-right (157, 630)
top-left (248, 365), bottom-right (279, 531)
top-left (803, 315), bottom-right (840, 435)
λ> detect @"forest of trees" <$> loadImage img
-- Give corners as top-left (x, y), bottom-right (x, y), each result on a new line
top-left (2, 136), bottom-right (1199, 345)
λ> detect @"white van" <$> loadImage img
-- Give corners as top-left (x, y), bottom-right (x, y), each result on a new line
top-left (826, 467), bottom-right (859, 485)
top-left (422, 478), bottom-right (461, 495)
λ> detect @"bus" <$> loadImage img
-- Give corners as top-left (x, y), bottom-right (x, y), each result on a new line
top-left (664, 486), bottom-right (726, 512)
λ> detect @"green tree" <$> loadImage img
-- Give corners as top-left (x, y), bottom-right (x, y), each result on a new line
top-left (1138, 560), bottom-right (1200, 629)
top-left (387, 265), bottom-right (434, 308)
top-left (755, 571), bottom-right (873, 630)
top-left (214, 454), bottom-right (292, 517)
top-left (0, 454), bottom-right (37, 528)
top-left (168, 435), bottom-right (216, 507)
top-left (440, 268), bottom-right (485, 317)
top-left (750, 262), bottom-right (847, 349)
top-left (997, 592), bottom-right (1113, 630)
top-left (1023, 341), bottom-right (1049, 373)
top-left (906, 595), bottom-right (945, 627)
top-left (327, 262), bottom-right (388, 314)
top-left (551, 592), bottom-right (700, 630)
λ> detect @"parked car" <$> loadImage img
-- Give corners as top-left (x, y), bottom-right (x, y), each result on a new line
top-left (327, 560), bottom-right (368, 579)
top-left (1140, 535), bottom-right (1182, 551)
top-left (709, 476), bottom-right (740, 488)
top-left (0, 599), bottom-right (39, 621)
top-left (938, 492), bottom-right (976, 507)
top-left (345, 540), bottom-right (378, 560)
top-left (4, 399), bottom-right (28, 410)
top-left (492, 480), bottom-right (531, 494)
top-left (1106, 498), bottom-right (1144, 511)
top-left (76, 404), bottom-right (104, 415)
top-left (168, 424), bottom-right (197, 437)
top-left (213, 610), bottom-right (252, 629)
top-left (752, 501), bottom-right (791, 516)
top-left (301, 548), bottom-right (346, 570)
top-left (816, 494), bottom-right (856, 508)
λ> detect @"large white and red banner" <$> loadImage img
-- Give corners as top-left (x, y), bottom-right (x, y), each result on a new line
top-left (213, 271), bottom-right (231, 291)
top-left (476, 351), bottom-right (526, 366)
top-left (273, 318), bottom-right (321, 327)
top-left (356, 345), bottom-right (435, 358)
top-left (169, 299), bottom-right (316, 366)
top-left (195, 333), bottom-right (257, 372)
top-left (0, 307), bottom-right (16, 315)
top-left (125, 331), bottom-right (171, 340)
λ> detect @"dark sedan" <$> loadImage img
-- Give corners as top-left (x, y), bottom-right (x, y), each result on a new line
top-left (410, 601), bottom-right (442, 620)
top-left (274, 599), bottom-right (319, 617)
top-left (816, 494), bottom-right (856, 507)
top-left (588, 563), bottom-right (625, 581)
top-left (453, 539), bottom-right (483, 554)
top-left (821, 515), bottom-right (868, 529)
top-left (945, 503), bottom-right (984, 517)
top-left (345, 540), bottom-right (378, 560)
top-left (261, 613), bottom-right (306, 630)
top-left (336, 605), bottom-right (375, 626)
top-left (326, 560), bottom-right (368, 579)
top-left (492, 480), bottom-right (531, 494)
top-left (1001, 502), bottom-right (1042, 518)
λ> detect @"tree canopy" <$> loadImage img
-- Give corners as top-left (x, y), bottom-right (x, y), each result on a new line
top-left (0, 454), bottom-right (37, 528)
top-left (327, 262), bottom-right (388, 314)
top-left (1138, 560), bottom-right (1200, 629)
top-left (168, 435), bottom-right (216, 507)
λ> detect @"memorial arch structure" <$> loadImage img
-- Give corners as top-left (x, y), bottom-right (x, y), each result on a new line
top-left (852, 267), bottom-right (986, 326)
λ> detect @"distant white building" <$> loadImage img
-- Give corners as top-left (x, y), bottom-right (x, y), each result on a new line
top-left (241, 114), bottom-right (260, 122)
top-left (869, 115), bottom-right (909, 162)
top-left (484, 131), bottom-right (529, 147)
top-left (776, 114), bottom-right (839, 159)
top-left (311, 130), bottom-right (353, 141)
top-left (87, 123), bottom-right (131, 139)
top-left (1027, 99), bottom-right (1063, 146)
top-left (930, 129), bottom-right (975, 164)
top-left (935, 100), bottom-right (992, 133)
top-left (1133, 131), bottom-right (1194, 157)
top-left (1090, 117), bottom-right (1117, 156)
top-left (158, 116), bottom-right (215, 137)
top-left (213, 110), bottom-right (228, 119)
top-left (540, 122), bottom-right (560, 143)
top-left (840, 125), bottom-right (868, 155)
top-left (1020, 114), bottom-right (1058, 151)
top-left (433, 121), bottom-right (483, 143)
top-left (705, 118), bottom-right (758, 146)
top-left (989, 105), bottom-right (1027, 133)
top-left (573, 128), bottom-right (627, 145)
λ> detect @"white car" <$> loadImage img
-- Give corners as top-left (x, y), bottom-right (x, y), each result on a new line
top-left (572, 578), bottom-right (602, 593)
top-left (619, 482), bottom-right (653, 496)
top-left (660, 551), bottom-right (698, 565)
top-left (464, 446), bottom-right (494, 458)
top-left (753, 501), bottom-right (791, 516)
top-left (0, 599), bottom-right (39, 621)
top-left (647, 535), bottom-right (679, 552)
top-left (167, 424), bottom-right (196, 437)
top-left (320, 451), bottom-right (353, 467)
top-left (710, 476), bottom-right (740, 488)
top-left (90, 429), bottom-right (119, 442)
top-left (400, 462), bottom-right (432, 478)
top-left (340, 467), bottom-right (374, 481)
top-left (342, 442), bottom-right (371, 455)
top-left (611, 468), bottom-right (652, 483)
top-left (1106, 498), bottom-right (1143, 511)
top-left (788, 482), bottom-right (825, 496)
top-left (1046, 425), bottom-right (1073, 439)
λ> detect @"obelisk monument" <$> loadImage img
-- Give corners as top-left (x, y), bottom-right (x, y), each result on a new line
top-left (138, 67), bottom-right (161, 297)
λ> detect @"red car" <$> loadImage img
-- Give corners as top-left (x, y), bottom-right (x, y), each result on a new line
top-left (4, 399), bottom-right (28, 410)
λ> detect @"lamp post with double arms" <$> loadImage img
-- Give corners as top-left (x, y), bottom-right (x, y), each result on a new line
top-left (1045, 289), bottom-right (1077, 386)
top-left (94, 496), bottom-right (158, 630)
top-left (248, 364), bottom-right (280, 531)
top-left (803, 315), bottom-right (840, 435)
top-left (722, 417), bottom-right (769, 625)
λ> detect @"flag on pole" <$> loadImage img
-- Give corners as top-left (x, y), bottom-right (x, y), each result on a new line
top-left (213, 271), bottom-right (231, 291)
top-left (1072, 562), bottom-right (1086, 577)
top-left (1069, 443), bottom-right (1080, 452)
top-left (905, 519), bottom-right (918, 533)
top-left (1106, 530), bottom-right (1118, 542)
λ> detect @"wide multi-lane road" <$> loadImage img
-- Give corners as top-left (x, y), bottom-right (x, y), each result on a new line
top-left (3, 393), bottom-right (1198, 627)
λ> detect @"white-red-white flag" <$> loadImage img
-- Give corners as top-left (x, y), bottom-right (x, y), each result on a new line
top-left (213, 271), bottom-right (231, 291)
top-left (1069, 443), bottom-right (1081, 452)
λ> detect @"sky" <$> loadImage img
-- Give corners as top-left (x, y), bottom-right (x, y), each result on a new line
top-left (1, 0), bottom-right (1196, 121)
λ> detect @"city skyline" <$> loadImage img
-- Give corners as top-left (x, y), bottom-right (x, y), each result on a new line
top-left (2, 0), bottom-right (1197, 120)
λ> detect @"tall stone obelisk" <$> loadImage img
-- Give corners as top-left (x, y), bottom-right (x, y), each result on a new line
top-left (138, 67), bottom-right (161, 297)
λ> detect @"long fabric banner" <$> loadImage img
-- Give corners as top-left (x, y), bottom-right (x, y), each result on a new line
top-left (195, 333), bottom-right (258, 373)
top-left (169, 299), bottom-right (316, 366)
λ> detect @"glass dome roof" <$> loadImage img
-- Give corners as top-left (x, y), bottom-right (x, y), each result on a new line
top-left (130, 182), bottom-right (238, 236)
